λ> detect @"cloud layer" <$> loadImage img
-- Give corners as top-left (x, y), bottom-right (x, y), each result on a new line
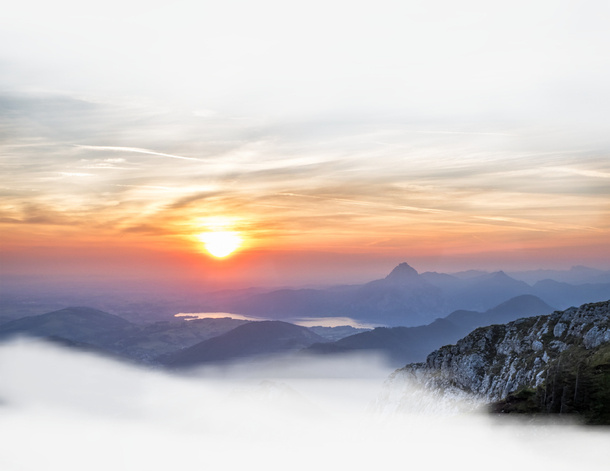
top-left (0, 340), bottom-right (608, 471)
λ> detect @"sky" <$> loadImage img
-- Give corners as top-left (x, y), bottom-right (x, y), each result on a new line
top-left (1, 0), bottom-right (610, 289)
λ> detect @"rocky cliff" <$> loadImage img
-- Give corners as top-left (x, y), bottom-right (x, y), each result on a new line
top-left (381, 300), bottom-right (610, 422)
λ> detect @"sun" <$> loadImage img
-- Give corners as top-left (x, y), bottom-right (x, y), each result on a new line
top-left (198, 231), bottom-right (242, 258)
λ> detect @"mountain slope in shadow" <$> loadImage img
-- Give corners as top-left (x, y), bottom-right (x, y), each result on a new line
top-left (307, 295), bottom-right (554, 367)
top-left (164, 320), bottom-right (327, 368)
top-left (0, 306), bottom-right (133, 345)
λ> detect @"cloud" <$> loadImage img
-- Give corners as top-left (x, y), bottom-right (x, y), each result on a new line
top-left (167, 191), bottom-right (226, 210)
top-left (0, 204), bottom-right (76, 226)
top-left (75, 145), bottom-right (205, 162)
top-left (550, 167), bottom-right (610, 180)
top-left (0, 340), bottom-right (608, 471)
top-left (120, 224), bottom-right (172, 235)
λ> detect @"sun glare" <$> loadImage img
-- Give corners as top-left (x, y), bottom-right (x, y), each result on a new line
top-left (198, 231), bottom-right (242, 258)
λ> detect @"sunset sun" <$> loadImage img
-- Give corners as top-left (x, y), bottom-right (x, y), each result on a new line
top-left (198, 231), bottom-right (242, 258)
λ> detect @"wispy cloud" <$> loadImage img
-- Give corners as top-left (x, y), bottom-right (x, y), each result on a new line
top-left (58, 172), bottom-right (95, 177)
top-left (550, 167), bottom-right (610, 179)
top-left (168, 191), bottom-right (225, 209)
top-left (76, 145), bottom-right (205, 162)
top-left (408, 130), bottom-right (517, 136)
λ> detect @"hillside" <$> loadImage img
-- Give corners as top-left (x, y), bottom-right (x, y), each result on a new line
top-left (0, 307), bottom-right (254, 363)
top-left (383, 300), bottom-right (610, 424)
top-left (307, 295), bottom-right (554, 366)
top-left (164, 321), bottom-right (327, 368)
top-left (111, 317), bottom-right (251, 362)
top-left (0, 306), bottom-right (133, 345)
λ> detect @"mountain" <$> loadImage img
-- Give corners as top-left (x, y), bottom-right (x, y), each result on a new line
top-left (450, 269), bottom-right (490, 279)
top-left (509, 266), bottom-right (610, 285)
top-left (205, 262), bottom-right (607, 327)
top-left (111, 317), bottom-right (250, 362)
top-left (383, 262), bottom-right (420, 282)
top-left (308, 325), bottom-right (371, 341)
top-left (308, 318), bottom-right (458, 366)
top-left (0, 315), bottom-right (17, 327)
top-left (444, 294), bottom-right (554, 331)
top-left (165, 261), bottom-right (610, 328)
top-left (0, 306), bottom-right (133, 345)
top-left (307, 295), bottom-right (554, 366)
top-left (213, 262), bottom-right (447, 327)
top-left (0, 307), bottom-right (254, 363)
top-left (382, 300), bottom-right (610, 424)
top-left (420, 271), bottom-right (464, 293)
top-left (215, 262), bottom-right (446, 327)
top-left (343, 263), bottom-right (445, 326)
top-left (164, 321), bottom-right (327, 367)
top-left (531, 279), bottom-right (610, 310)
top-left (445, 271), bottom-right (532, 312)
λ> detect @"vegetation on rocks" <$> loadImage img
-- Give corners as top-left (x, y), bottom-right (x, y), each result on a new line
top-left (491, 342), bottom-right (610, 424)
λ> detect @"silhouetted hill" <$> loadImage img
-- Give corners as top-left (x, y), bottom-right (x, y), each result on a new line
top-left (420, 272), bottom-right (463, 293)
top-left (447, 271), bottom-right (532, 311)
top-left (531, 279), bottom-right (610, 310)
top-left (509, 266), bottom-right (610, 285)
top-left (450, 269), bottom-right (489, 279)
top-left (308, 325), bottom-right (371, 341)
top-left (382, 262), bottom-right (420, 283)
top-left (308, 318), bottom-right (458, 366)
top-left (0, 315), bottom-right (17, 327)
top-left (0, 307), bottom-right (132, 345)
top-left (307, 295), bottom-right (554, 366)
top-left (164, 321), bottom-right (326, 367)
top-left (112, 317), bottom-right (250, 362)
top-left (346, 263), bottom-right (445, 326)
top-left (445, 295), bottom-right (554, 331)
top-left (0, 307), bottom-right (254, 363)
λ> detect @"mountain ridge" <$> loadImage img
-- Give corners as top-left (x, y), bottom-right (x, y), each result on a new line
top-left (382, 300), bottom-right (610, 423)
top-left (164, 320), bottom-right (326, 367)
top-left (206, 262), bottom-right (609, 327)
top-left (307, 294), bottom-right (554, 366)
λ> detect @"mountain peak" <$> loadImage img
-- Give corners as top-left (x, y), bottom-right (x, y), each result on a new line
top-left (489, 270), bottom-right (510, 279)
top-left (385, 262), bottom-right (419, 282)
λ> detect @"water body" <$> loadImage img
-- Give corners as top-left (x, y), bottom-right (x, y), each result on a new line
top-left (175, 312), bottom-right (376, 329)
top-left (175, 312), bottom-right (263, 322)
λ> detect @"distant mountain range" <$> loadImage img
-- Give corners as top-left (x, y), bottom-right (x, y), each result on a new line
top-left (307, 295), bottom-right (554, 366)
top-left (1, 263), bottom-right (608, 372)
top-left (0, 307), bottom-right (249, 362)
top-left (0, 306), bottom-right (363, 364)
top-left (205, 262), bottom-right (610, 327)
top-left (507, 266), bottom-right (610, 285)
top-left (0, 306), bottom-right (131, 345)
top-left (0, 294), bottom-right (559, 369)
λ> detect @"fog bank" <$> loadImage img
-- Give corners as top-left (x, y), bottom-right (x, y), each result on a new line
top-left (0, 340), bottom-right (607, 471)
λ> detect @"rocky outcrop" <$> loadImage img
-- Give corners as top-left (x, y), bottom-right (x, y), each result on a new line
top-left (381, 301), bottom-right (610, 416)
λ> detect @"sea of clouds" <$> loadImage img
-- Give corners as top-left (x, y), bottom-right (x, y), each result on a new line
top-left (0, 339), bottom-right (607, 471)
